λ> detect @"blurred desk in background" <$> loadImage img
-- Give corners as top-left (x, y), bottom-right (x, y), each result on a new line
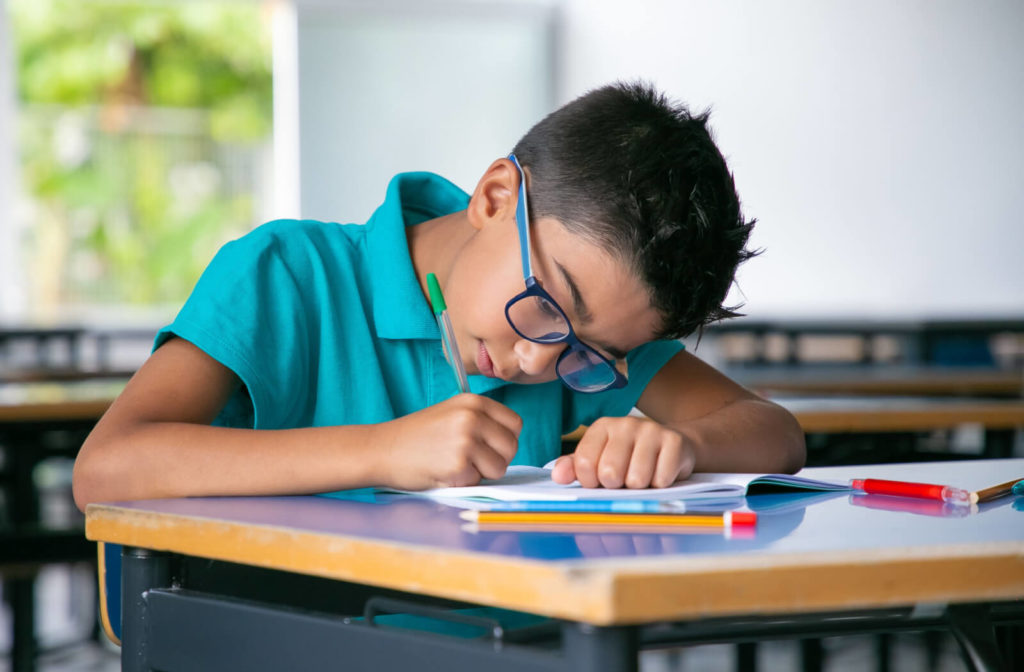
top-left (730, 365), bottom-right (1024, 398)
top-left (777, 395), bottom-right (1024, 435)
top-left (707, 316), bottom-right (1024, 368)
top-left (560, 395), bottom-right (1024, 465)
top-left (0, 367), bottom-right (137, 384)
top-left (1, 378), bottom-right (126, 672)
top-left (0, 377), bottom-right (125, 541)
top-left (772, 395), bottom-right (1024, 467)
top-left (0, 379), bottom-right (125, 425)
top-left (0, 324), bottom-right (154, 384)
top-left (0, 327), bottom-right (86, 373)
top-left (707, 316), bottom-right (1024, 469)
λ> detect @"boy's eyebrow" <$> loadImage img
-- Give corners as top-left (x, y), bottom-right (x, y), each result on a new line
top-left (553, 259), bottom-right (627, 360)
top-left (553, 259), bottom-right (593, 325)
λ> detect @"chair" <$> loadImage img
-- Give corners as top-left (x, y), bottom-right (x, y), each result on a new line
top-left (97, 542), bottom-right (122, 644)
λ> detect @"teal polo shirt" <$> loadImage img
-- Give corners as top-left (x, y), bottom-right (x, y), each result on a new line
top-left (155, 172), bottom-right (683, 470)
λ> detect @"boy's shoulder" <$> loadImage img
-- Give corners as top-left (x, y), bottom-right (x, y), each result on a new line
top-left (247, 217), bottom-right (366, 241)
top-left (227, 218), bottom-right (367, 260)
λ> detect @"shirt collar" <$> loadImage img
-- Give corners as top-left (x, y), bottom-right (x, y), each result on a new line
top-left (366, 171), bottom-right (469, 340)
top-left (365, 172), bottom-right (507, 395)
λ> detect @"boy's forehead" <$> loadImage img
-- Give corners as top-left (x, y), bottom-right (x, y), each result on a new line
top-left (535, 217), bottom-right (660, 351)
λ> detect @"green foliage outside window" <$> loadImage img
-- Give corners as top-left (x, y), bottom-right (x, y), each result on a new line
top-left (10, 0), bottom-right (273, 307)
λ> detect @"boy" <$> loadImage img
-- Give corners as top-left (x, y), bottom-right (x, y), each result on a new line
top-left (73, 81), bottom-right (805, 509)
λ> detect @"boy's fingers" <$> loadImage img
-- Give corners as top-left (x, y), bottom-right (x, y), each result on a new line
top-left (572, 424), bottom-right (610, 488)
top-left (468, 395), bottom-right (524, 437)
top-left (596, 439), bottom-right (632, 489)
top-left (477, 418), bottom-right (519, 463)
top-left (653, 434), bottom-right (693, 488)
top-left (470, 444), bottom-right (511, 481)
top-left (550, 455), bottom-right (577, 484)
top-left (624, 434), bottom-right (659, 489)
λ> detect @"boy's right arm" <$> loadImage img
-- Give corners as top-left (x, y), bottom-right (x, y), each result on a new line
top-left (72, 338), bottom-right (521, 510)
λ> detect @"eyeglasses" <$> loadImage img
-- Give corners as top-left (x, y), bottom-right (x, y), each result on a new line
top-left (504, 154), bottom-right (628, 393)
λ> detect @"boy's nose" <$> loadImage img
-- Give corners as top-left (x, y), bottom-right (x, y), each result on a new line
top-left (513, 339), bottom-right (566, 378)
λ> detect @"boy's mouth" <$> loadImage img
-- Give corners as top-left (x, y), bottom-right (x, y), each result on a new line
top-left (477, 342), bottom-right (497, 378)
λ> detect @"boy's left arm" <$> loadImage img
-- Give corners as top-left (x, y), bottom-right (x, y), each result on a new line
top-left (551, 350), bottom-right (806, 488)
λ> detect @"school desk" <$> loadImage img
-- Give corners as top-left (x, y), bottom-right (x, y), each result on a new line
top-left (0, 378), bottom-right (124, 423)
top-left (707, 316), bottom-right (1024, 366)
top-left (86, 458), bottom-right (1024, 672)
top-left (773, 395), bottom-right (1024, 467)
top-left (776, 395), bottom-right (1024, 434)
top-left (0, 326), bottom-right (86, 373)
top-left (0, 323), bottom-right (151, 382)
top-left (560, 395), bottom-right (1024, 460)
top-left (1, 378), bottom-right (125, 672)
top-left (729, 365), bottom-right (1024, 398)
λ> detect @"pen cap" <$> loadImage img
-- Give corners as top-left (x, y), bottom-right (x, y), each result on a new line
top-left (728, 511), bottom-right (758, 527)
top-left (426, 273), bottom-right (447, 315)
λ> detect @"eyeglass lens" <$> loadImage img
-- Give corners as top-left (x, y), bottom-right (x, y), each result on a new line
top-left (557, 348), bottom-right (619, 393)
top-left (508, 294), bottom-right (619, 392)
top-left (506, 294), bottom-right (569, 342)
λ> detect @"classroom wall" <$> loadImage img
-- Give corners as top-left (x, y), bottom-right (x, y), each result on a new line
top-left (557, 0), bottom-right (1024, 319)
top-left (295, 0), bottom-right (1023, 320)
top-left (288, 0), bottom-right (1024, 320)
top-left (292, 0), bottom-right (557, 226)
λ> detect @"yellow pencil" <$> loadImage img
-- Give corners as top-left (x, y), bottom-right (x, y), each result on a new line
top-left (460, 522), bottom-right (739, 536)
top-left (970, 477), bottom-right (1024, 504)
top-left (458, 510), bottom-right (757, 528)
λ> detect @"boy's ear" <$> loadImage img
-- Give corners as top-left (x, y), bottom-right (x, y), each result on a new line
top-left (467, 158), bottom-right (520, 231)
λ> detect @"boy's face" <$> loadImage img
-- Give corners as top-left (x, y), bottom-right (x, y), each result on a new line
top-left (444, 211), bottom-right (662, 386)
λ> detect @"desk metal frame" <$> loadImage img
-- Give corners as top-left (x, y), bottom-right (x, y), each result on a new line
top-left (118, 547), bottom-right (1021, 672)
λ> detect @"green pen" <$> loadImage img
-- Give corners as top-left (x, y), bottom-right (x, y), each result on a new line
top-left (427, 273), bottom-right (469, 393)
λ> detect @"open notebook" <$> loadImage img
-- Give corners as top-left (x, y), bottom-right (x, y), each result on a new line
top-left (382, 465), bottom-right (850, 506)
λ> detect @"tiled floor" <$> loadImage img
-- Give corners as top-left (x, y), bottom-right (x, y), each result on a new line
top-left (643, 636), bottom-right (969, 671)
top-left (1, 636), bottom-right (971, 672)
top-left (0, 641), bottom-right (119, 672)
top-left (1, 566), bottom-right (973, 672)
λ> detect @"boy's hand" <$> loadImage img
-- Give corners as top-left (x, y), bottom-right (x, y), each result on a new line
top-left (376, 394), bottom-right (522, 491)
top-left (550, 416), bottom-right (696, 489)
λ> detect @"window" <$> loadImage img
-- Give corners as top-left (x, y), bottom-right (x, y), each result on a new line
top-left (6, 0), bottom-right (273, 315)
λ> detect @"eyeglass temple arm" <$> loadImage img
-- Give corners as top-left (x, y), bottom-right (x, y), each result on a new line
top-left (508, 153), bottom-right (533, 279)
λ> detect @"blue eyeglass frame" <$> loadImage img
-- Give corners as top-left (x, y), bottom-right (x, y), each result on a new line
top-left (503, 153), bottom-right (628, 393)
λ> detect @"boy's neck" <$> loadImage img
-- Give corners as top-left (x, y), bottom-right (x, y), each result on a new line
top-left (407, 210), bottom-right (474, 302)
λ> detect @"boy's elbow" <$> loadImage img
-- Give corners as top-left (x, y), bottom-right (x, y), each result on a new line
top-left (755, 399), bottom-right (806, 474)
top-left (782, 434), bottom-right (807, 474)
top-left (72, 436), bottom-right (116, 512)
top-left (779, 410), bottom-right (807, 474)
top-left (72, 454), bottom-right (100, 513)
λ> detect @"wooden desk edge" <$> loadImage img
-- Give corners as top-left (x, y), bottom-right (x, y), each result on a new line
top-left (749, 377), bottom-right (1024, 397)
top-left (0, 399), bottom-right (113, 422)
top-left (86, 504), bottom-right (1024, 626)
top-left (794, 404), bottom-right (1024, 433)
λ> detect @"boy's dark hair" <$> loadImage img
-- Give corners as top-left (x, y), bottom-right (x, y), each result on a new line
top-left (512, 81), bottom-right (758, 340)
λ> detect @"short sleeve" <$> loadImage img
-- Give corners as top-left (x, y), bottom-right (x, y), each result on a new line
top-left (153, 220), bottom-right (315, 429)
top-left (561, 339), bottom-right (684, 434)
